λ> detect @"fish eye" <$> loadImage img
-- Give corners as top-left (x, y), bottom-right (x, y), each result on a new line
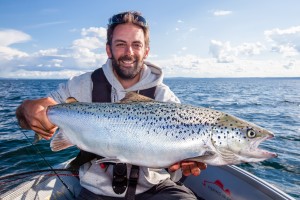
top-left (247, 129), bottom-right (256, 138)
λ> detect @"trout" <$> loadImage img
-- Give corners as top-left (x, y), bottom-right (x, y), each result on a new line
top-left (48, 92), bottom-right (277, 168)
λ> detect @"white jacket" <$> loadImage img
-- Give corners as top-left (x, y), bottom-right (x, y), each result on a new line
top-left (49, 59), bottom-right (182, 197)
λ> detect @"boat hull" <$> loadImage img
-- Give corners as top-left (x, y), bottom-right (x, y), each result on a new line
top-left (0, 160), bottom-right (294, 200)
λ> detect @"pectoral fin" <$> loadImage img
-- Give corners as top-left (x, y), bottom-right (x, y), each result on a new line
top-left (50, 129), bottom-right (74, 151)
top-left (185, 150), bottom-right (217, 163)
top-left (95, 157), bottom-right (122, 164)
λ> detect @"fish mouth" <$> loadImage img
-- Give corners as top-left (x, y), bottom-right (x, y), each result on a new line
top-left (251, 134), bottom-right (278, 158)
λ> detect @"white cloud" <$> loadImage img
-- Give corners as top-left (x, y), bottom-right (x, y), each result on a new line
top-left (26, 21), bottom-right (68, 29)
top-left (0, 46), bottom-right (29, 60)
top-left (283, 60), bottom-right (295, 69)
top-left (265, 26), bottom-right (300, 57)
top-left (0, 29), bottom-right (31, 46)
top-left (209, 40), bottom-right (236, 63)
top-left (189, 28), bottom-right (197, 32)
top-left (213, 10), bottom-right (232, 16)
top-left (153, 54), bottom-right (300, 78)
top-left (237, 42), bottom-right (265, 56)
top-left (35, 48), bottom-right (59, 56)
top-left (181, 47), bottom-right (187, 51)
top-left (81, 27), bottom-right (107, 38)
top-left (73, 37), bottom-right (104, 50)
top-left (0, 27), bottom-right (109, 78)
top-left (0, 29), bottom-right (31, 61)
top-left (2, 69), bottom-right (86, 79)
top-left (209, 40), bottom-right (265, 63)
top-left (1, 25), bottom-right (299, 79)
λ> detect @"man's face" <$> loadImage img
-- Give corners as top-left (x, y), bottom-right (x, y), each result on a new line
top-left (106, 23), bottom-right (149, 80)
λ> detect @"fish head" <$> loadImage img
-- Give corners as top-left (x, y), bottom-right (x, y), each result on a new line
top-left (211, 113), bottom-right (277, 165)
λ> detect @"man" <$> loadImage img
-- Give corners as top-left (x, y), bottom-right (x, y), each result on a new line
top-left (16, 11), bottom-right (207, 199)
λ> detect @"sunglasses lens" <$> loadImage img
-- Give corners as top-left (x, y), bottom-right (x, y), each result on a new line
top-left (110, 14), bottom-right (125, 24)
top-left (135, 15), bottom-right (147, 26)
top-left (109, 12), bottom-right (148, 26)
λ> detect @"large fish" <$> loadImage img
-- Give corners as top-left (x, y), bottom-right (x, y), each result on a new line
top-left (48, 92), bottom-right (277, 168)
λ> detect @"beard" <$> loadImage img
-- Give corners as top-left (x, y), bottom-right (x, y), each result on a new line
top-left (111, 54), bottom-right (144, 80)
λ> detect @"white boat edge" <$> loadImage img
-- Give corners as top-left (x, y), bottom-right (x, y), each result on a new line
top-left (182, 164), bottom-right (296, 200)
top-left (0, 158), bottom-right (296, 200)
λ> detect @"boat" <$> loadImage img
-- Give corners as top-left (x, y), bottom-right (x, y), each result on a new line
top-left (0, 158), bottom-right (295, 200)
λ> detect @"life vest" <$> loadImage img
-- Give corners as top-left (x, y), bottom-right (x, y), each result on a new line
top-left (69, 67), bottom-right (156, 199)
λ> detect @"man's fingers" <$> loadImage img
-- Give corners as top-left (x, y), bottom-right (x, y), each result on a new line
top-left (191, 166), bottom-right (201, 176)
top-left (180, 161), bottom-right (196, 167)
top-left (181, 161), bottom-right (207, 176)
top-left (168, 162), bottom-right (180, 172)
top-left (197, 162), bottom-right (207, 170)
top-left (169, 161), bottom-right (207, 176)
top-left (31, 126), bottom-right (56, 140)
top-left (182, 166), bottom-right (193, 176)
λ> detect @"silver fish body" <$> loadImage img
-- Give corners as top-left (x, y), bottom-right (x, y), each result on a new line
top-left (48, 94), bottom-right (277, 168)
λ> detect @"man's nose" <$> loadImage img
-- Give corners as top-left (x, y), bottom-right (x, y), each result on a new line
top-left (124, 45), bottom-right (134, 55)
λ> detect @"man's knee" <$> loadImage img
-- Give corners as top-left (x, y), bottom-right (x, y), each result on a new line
top-left (141, 179), bottom-right (198, 200)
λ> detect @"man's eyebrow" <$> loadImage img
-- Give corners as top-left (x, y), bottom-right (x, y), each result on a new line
top-left (113, 39), bottom-right (126, 43)
top-left (132, 41), bottom-right (143, 44)
top-left (113, 39), bottom-right (143, 44)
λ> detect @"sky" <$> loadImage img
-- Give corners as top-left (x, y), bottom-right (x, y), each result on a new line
top-left (0, 0), bottom-right (300, 79)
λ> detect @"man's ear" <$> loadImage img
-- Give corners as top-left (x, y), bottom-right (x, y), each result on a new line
top-left (144, 46), bottom-right (150, 59)
top-left (106, 44), bottom-right (112, 58)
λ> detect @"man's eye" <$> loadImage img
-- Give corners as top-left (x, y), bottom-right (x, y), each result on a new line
top-left (133, 43), bottom-right (142, 49)
top-left (116, 43), bottom-right (126, 47)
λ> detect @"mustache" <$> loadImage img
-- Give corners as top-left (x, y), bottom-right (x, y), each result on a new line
top-left (118, 55), bottom-right (136, 62)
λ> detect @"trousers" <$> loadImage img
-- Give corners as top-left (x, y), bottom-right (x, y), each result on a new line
top-left (76, 178), bottom-right (203, 200)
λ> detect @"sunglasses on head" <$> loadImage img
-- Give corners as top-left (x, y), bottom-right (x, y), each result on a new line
top-left (108, 12), bottom-right (148, 27)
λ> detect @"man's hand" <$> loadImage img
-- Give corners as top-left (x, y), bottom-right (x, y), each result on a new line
top-left (16, 97), bottom-right (58, 140)
top-left (168, 161), bottom-right (207, 176)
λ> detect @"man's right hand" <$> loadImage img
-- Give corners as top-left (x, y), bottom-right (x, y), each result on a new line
top-left (16, 97), bottom-right (58, 140)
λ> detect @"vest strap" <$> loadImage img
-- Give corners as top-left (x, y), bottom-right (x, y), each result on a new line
top-left (125, 165), bottom-right (139, 200)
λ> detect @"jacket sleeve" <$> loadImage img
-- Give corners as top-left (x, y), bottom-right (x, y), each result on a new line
top-left (48, 72), bottom-right (93, 103)
top-left (154, 83), bottom-right (181, 103)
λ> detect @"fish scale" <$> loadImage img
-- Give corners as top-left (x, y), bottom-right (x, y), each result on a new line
top-left (47, 92), bottom-right (277, 168)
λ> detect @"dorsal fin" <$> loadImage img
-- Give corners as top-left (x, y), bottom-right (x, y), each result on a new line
top-left (120, 92), bottom-right (154, 103)
top-left (65, 97), bottom-right (78, 103)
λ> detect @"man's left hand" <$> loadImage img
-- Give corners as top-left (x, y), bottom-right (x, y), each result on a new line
top-left (168, 161), bottom-right (207, 176)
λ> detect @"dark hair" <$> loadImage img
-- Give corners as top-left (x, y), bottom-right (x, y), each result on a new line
top-left (106, 11), bottom-right (150, 47)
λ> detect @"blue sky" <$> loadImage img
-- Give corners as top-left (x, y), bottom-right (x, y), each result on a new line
top-left (0, 0), bottom-right (299, 78)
